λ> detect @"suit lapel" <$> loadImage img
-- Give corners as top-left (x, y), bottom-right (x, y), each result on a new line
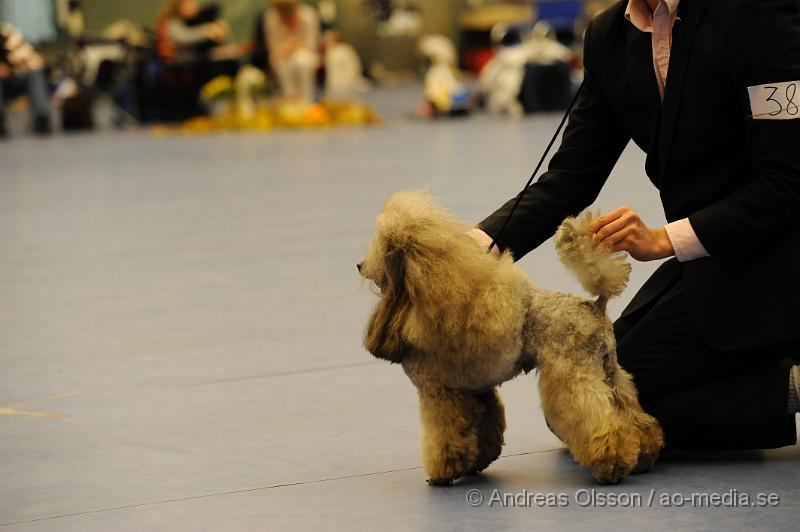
top-left (658, 0), bottom-right (709, 178)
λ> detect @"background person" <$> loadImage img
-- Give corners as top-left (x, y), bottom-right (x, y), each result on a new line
top-left (156, 0), bottom-right (229, 64)
top-left (155, 0), bottom-right (234, 120)
top-left (263, 0), bottom-right (321, 101)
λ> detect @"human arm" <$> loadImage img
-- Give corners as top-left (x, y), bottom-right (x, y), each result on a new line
top-left (166, 18), bottom-right (227, 46)
top-left (297, 6), bottom-right (320, 53)
top-left (265, 9), bottom-right (292, 66)
top-left (685, 0), bottom-right (800, 267)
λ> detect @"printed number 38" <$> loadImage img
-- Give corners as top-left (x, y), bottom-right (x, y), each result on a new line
top-left (765, 83), bottom-right (799, 116)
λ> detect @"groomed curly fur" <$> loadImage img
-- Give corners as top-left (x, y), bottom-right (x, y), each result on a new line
top-left (361, 190), bottom-right (530, 390)
top-left (358, 189), bottom-right (663, 485)
top-left (555, 211), bottom-right (632, 308)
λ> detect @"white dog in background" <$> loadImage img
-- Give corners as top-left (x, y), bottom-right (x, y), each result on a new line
top-left (325, 36), bottom-right (370, 100)
top-left (480, 22), bottom-right (573, 118)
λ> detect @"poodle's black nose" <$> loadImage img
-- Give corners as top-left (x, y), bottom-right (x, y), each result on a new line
top-left (357, 262), bottom-right (363, 273)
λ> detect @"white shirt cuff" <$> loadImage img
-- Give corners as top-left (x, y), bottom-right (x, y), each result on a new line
top-left (664, 218), bottom-right (710, 262)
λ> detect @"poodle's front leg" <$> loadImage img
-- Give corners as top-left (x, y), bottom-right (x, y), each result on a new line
top-left (537, 354), bottom-right (640, 484)
top-left (418, 387), bottom-right (483, 486)
top-left (467, 388), bottom-right (506, 475)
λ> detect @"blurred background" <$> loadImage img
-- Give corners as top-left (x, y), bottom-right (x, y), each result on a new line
top-left (2, 2), bottom-right (686, 529)
top-left (1, 0), bottom-right (619, 136)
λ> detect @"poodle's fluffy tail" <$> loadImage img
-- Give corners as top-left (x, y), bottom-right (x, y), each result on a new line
top-left (555, 211), bottom-right (631, 309)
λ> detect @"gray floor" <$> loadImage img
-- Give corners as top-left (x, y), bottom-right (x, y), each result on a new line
top-left (1, 87), bottom-right (798, 531)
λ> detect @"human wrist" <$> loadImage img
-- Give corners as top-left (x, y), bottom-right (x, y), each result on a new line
top-left (655, 226), bottom-right (675, 259)
top-left (467, 227), bottom-right (500, 257)
top-left (664, 218), bottom-right (710, 263)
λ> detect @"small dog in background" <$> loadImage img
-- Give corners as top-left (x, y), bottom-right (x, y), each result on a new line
top-left (357, 189), bottom-right (663, 485)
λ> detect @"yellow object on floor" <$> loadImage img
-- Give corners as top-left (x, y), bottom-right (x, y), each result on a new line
top-left (154, 99), bottom-right (381, 136)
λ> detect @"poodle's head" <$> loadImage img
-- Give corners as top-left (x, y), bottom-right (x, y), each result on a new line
top-left (358, 189), bottom-right (526, 368)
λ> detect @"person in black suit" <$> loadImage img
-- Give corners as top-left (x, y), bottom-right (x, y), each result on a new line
top-left (472, 0), bottom-right (800, 451)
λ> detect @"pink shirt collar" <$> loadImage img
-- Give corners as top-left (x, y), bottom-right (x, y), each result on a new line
top-left (625, 0), bottom-right (680, 32)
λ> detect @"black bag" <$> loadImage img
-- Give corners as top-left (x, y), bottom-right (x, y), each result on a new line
top-left (61, 90), bottom-right (94, 131)
top-left (518, 61), bottom-right (573, 113)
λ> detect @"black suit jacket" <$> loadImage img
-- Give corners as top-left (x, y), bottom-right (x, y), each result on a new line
top-left (479, 0), bottom-right (800, 351)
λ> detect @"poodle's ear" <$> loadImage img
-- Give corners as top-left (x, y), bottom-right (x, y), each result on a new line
top-left (363, 247), bottom-right (410, 363)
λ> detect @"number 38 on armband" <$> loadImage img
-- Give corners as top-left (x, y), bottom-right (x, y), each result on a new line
top-left (748, 81), bottom-right (800, 120)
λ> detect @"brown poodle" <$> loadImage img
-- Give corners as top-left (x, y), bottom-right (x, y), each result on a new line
top-left (357, 189), bottom-right (663, 485)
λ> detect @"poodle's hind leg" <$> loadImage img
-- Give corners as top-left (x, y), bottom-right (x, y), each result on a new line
top-left (537, 353), bottom-right (640, 484)
top-left (466, 388), bottom-right (506, 476)
top-left (418, 387), bottom-right (483, 486)
top-left (610, 362), bottom-right (664, 473)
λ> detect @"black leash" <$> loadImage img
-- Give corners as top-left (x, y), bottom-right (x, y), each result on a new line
top-left (486, 0), bottom-right (628, 254)
top-left (488, 80), bottom-right (585, 254)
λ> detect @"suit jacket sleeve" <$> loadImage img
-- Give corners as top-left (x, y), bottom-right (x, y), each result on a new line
top-left (478, 19), bottom-right (631, 260)
top-left (688, 0), bottom-right (800, 267)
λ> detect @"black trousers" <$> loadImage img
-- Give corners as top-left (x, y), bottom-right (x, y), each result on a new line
top-left (613, 274), bottom-right (798, 451)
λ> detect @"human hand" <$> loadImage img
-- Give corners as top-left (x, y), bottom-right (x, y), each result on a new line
top-left (466, 228), bottom-right (501, 258)
top-left (586, 205), bottom-right (674, 262)
top-left (205, 21), bottom-right (229, 42)
top-left (0, 63), bottom-right (11, 79)
top-left (278, 41), bottom-right (300, 59)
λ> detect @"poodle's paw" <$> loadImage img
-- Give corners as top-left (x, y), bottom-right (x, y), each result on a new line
top-left (467, 390), bottom-right (506, 475)
top-left (424, 451), bottom-right (474, 486)
top-left (584, 425), bottom-right (640, 484)
top-left (592, 460), bottom-right (633, 485)
top-left (632, 451), bottom-right (658, 474)
top-left (632, 420), bottom-right (664, 474)
top-left (427, 477), bottom-right (457, 486)
top-left (468, 437), bottom-right (503, 475)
